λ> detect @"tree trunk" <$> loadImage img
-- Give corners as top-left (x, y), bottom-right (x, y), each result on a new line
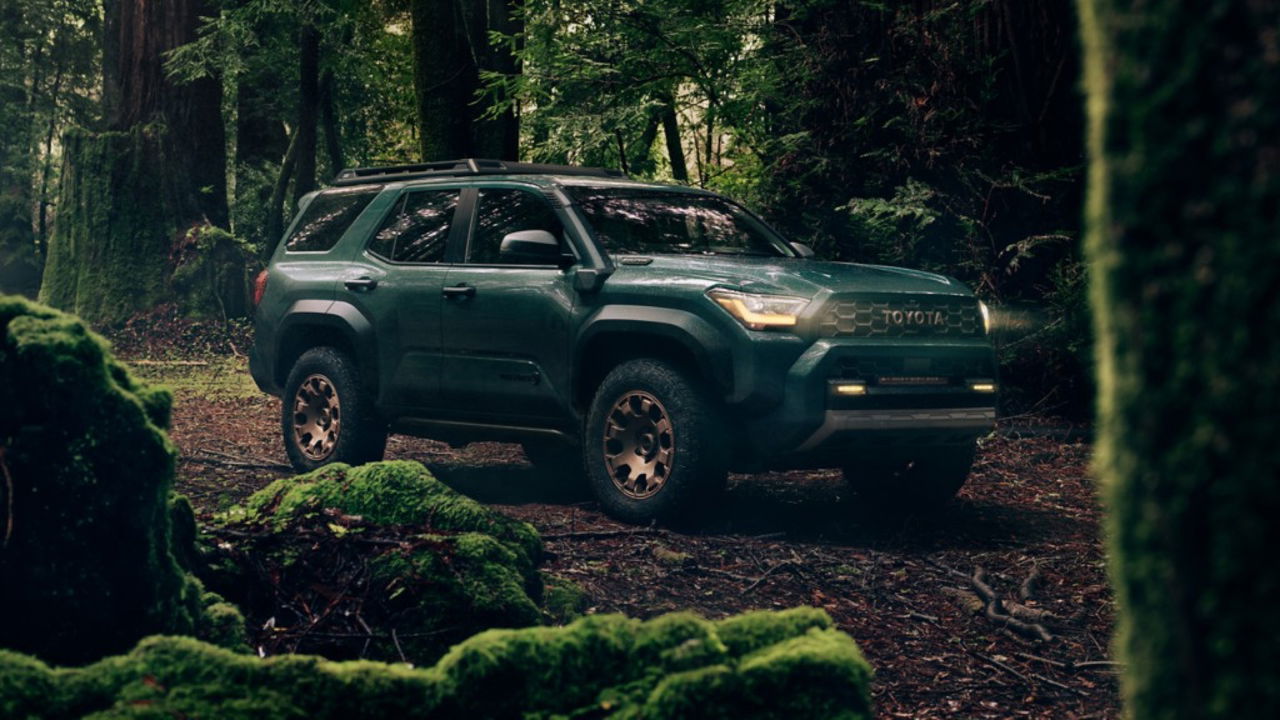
top-left (412, 0), bottom-right (474, 160)
top-left (1079, 0), bottom-right (1280, 717)
top-left (411, 0), bottom-right (519, 161)
top-left (292, 22), bottom-right (320, 208)
top-left (319, 68), bottom-right (344, 174)
top-left (661, 100), bottom-right (688, 182)
top-left (0, 0), bottom-right (38, 297)
top-left (40, 0), bottom-right (234, 324)
top-left (265, 131), bottom-right (301, 257)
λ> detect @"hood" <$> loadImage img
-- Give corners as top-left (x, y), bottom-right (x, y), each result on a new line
top-left (610, 254), bottom-right (973, 299)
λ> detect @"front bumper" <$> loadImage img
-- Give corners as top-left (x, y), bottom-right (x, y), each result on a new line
top-left (734, 337), bottom-right (997, 467)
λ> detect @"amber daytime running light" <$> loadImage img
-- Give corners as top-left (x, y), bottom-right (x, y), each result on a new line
top-left (707, 288), bottom-right (810, 330)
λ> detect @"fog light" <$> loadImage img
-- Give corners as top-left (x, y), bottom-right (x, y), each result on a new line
top-left (833, 382), bottom-right (867, 396)
top-left (970, 382), bottom-right (997, 393)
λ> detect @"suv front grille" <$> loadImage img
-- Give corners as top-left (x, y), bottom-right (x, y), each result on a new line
top-left (818, 297), bottom-right (982, 338)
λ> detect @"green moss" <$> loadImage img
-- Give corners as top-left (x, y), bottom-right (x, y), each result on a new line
top-left (542, 575), bottom-right (590, 624)
top-left (0, 610), bottom-right (872, 719)
top-left (713, 606), bottom-right (833, 656)
top-left (169, 224), bottom-right (253, 319)
top-left (240, 460), bottom-right (541, 566)
top-left (1080, 1), bottom-right (1280, 718)
top-left (0, 296), bottom-right (242, 664)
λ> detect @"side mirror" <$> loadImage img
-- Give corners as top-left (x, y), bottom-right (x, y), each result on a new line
top-left (790, 242), bottom-right (816, 258)
top-left (499, 229), bottom-right (562, 265)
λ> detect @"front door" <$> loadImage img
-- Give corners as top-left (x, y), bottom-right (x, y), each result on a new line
top-left (441, 186), bottom-right (577, 423)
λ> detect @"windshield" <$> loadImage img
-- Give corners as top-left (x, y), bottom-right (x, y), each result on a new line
top-left (568, 187), bottom-right (794, 257)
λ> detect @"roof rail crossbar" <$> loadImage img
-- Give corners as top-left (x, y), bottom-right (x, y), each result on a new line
top-left (331, 159), bottom-right (626, 186)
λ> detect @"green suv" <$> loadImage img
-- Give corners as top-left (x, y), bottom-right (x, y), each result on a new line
top-left (250, 159), bottom-right (997, 523)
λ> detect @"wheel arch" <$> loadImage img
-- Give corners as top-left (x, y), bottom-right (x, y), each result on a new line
top-left (274, 300), bottom-right (379, 394)
top-left (573, 306), bottom-right (732, 411)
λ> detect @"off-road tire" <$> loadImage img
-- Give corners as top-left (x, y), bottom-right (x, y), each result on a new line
top-left (842, 441), bottom-right (976, 510)
top-left (521, 439), bottom-right (585, 485)
top-left (585, 359), bottom-right (728, 524)
top-left (282, 347), bottom-right (387, 473)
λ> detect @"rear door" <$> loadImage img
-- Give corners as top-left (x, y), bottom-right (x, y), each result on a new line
top-left (440, 185), bottom-right (578, 423)
top-left (334, 185), bottom-right (466, 414)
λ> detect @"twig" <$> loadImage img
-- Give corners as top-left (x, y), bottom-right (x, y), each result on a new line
top-left (0, 447), bottom-right (13, 549)
top-left (542, 528), bottom-right (667, 541)
top-left (390, 628), bottom-right (408, 664)
top-left (1016, 652), bottom-right (1067, 668)
top-left (742, 561), bottom-right (791, 594)
top-left (130, 359), bottom-right (210, 366)
top-left (970, 650), bottom-right (1030, 683)
top-left (1031, 672), bottom-right (1088, 696)
top-left (1071, 660), bottom-right (1125, 671)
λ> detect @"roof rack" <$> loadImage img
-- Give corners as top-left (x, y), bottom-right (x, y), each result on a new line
top-left (331, 158), bottom-right (626, 186)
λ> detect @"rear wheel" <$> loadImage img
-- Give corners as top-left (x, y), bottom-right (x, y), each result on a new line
top-left (282, 347), bottom-right (386, 473)
top-left (584, 359), bottom-right (727, 524)
top-left (842, 442), bottom-right (976, 510)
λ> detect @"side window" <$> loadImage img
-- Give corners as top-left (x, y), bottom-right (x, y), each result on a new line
top-left (469, 188), bottom-right (565, 265)
top-left (284, 188), bottom-right (378, 252)
top-left (367, 189), bottom-right (460, 263)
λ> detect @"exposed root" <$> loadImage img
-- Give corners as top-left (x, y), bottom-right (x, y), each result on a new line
top-left (972, 566), bottom-right (1053, 642)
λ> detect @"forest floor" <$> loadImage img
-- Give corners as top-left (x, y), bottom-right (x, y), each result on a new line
top-left (119, 317), bottom-right (1119, 720)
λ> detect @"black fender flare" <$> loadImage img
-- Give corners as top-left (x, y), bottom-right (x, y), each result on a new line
top-left (574, 305), bottom-right (732, 400)
top-left (274, 299), bottom-right (379, 393)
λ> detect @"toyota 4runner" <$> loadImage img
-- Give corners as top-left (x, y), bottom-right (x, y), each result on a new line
top-left (250, 159), bottom-right (997, 523)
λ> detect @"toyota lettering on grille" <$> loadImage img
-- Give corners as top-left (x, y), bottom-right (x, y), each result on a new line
top-left (882, 309), bottom-right (946, 326)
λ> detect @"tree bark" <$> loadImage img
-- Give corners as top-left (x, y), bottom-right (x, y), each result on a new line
top-left (660, 100), bottom-right (688, 182)
top-left (411, 0), bottom-right (520, 161)
top-left (266, 131), bottom-right (301, 257)
top-left (292, 22), bottom-right (320, 209)
top-left (1080, 0), bottom-right (1280, 717)
top-left (319, 68), bottom-right (344, 174)
top-left (40, 0), bottom-right (235, 324)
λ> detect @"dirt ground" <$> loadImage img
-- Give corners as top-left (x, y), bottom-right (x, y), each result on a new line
top-left (129, 350), bottom-right (1119, 720)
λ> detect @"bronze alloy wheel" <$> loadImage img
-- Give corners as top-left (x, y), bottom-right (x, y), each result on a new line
top-left (603, 391), bottom-right (675, 499)
top-left (292, 373), bottom-right (342, 461)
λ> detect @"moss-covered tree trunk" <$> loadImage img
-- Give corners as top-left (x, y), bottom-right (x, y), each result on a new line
top-left (40, 0), bottom-right (229, 326)
top-left (1079, 0), bottom-right (1280, 717)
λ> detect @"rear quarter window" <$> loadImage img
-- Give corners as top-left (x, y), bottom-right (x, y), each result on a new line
top-left (284, 187), bottom-right (380, 253)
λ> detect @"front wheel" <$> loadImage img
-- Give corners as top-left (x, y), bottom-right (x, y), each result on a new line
top-left (584, 359), bottom-right (728, 525)
top-left (281, 347), bottom-right (387, 473)
top-left (842, 442), bottom-right (977, 510)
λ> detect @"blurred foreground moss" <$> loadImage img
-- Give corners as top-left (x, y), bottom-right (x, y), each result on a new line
top-left (0, 608), bottom-right (872, 719)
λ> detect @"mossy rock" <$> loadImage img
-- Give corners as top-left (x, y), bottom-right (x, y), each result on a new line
top-left (0, 295), bottom-right (245, 664)
top-left (241, 460), bottom-right (541, 565)
top-left (206, 460), bottom-right (547, 664)
top-left (0, 608), bottom-right (872, 719)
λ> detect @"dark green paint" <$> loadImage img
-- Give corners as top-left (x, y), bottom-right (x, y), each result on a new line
top-left (252, 173), bottom-right (997, 467)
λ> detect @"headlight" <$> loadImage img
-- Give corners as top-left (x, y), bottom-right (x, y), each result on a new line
top-left (707, 288), bottom-right (809, 331)
top-left (978, 300), bottom-right (991, 334)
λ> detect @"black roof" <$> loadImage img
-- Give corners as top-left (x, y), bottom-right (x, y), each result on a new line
top-left (331, 159), bottom-right (626, 187)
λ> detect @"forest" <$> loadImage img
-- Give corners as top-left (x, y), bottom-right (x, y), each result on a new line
top-left (1, 0), bottom-right (1278, 719)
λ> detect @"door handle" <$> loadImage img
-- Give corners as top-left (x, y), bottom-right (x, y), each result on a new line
top-left (344, 276), bottom-right (378, 291)
top-left (442, 283), bottom-right (476, 299)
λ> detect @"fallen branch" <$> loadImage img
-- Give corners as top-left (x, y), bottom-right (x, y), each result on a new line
top-left (742, 561), bottom-right (791, 595)
top-left (1070, 660), bottom-right (1125, 672)
top-left (542, 528), bottom-right (667, 541)
top-left (972, 567), bottom-right (1053, 642)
